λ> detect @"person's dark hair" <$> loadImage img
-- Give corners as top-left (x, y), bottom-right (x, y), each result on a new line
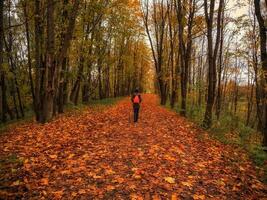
top-left (134, 88), bottom-right (139, 93)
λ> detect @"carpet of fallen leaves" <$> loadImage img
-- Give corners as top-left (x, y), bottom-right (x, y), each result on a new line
top-left (0, 94), bottom-right (266, 199)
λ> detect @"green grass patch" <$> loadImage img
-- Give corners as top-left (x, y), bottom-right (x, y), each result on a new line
top-left (249, 145), bottom-right (267, 166)
top-left (0, 109), bottom-right (35, 134)
top-left (3, 154), bottom-right (24, 165)
top-left (0, 97), bottom-right (124, 133)
top-left (63, 97), bottom-right (123, 114)
top-left (0, 154), bottom-right (24, 171)
top-left (89, 97), bottom-right (123, 106)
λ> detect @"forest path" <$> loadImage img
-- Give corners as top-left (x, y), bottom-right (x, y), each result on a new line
top-left (0, 94), bottom-right (266, 199)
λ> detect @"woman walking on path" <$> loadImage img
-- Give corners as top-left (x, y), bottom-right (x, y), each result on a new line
top-left (131, 89), bottom-right (142, 123)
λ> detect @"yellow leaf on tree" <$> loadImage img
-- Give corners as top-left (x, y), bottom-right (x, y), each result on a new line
top-left (164, 177), bottom-right (175, 184)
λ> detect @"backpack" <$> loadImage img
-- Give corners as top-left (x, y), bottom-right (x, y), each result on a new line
top-left (133, 95), bottom-right (140, 104)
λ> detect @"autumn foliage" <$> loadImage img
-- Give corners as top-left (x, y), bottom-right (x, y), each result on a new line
top-left (0, 95), bottom-right (266, 199)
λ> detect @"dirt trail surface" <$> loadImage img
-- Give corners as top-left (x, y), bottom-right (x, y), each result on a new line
top-left (0, 94), bottom-right (266, 199)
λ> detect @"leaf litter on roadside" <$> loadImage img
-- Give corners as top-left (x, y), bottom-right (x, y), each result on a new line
top-left (0, 94), bottom-right (266, 199)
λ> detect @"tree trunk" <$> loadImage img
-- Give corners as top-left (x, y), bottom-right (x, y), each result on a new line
top-left (58, 0), bottom-right (69, 113)
top-left (34, 0), bottom-right (42, 122)
top-left (70, 57), bottom-right (84, 105)
top-left (216, 6), bottom-right (225, 120)
top-left (23, 2), bottom-right (35, 104)
top-left (53, 0), bottom-right (81, 113)
top-left (254, 0), bottom-right (267, 146)
top-left (42, 0), bottom-right (56, 122)
top-left (58, 57), bottom-right (67, 113)
top-left (203, 0), bottom-right (224, 128)
top-left (98, 59), bottom-right (103, 99)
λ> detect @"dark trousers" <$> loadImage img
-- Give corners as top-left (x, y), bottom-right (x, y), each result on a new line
top-left (133, 107), bottom-right (140, 122)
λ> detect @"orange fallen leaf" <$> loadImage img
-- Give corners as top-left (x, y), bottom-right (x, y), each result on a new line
top-left (113, 177), bottom-right (124, 183)
top-left (61, 170), bottom-right (71, 175)
top-left (68, 153), bottom-right (75, 159)
top-left (181, 181), bottom-right (193, 187)
top-left (133, 174), bottom-right (142, 179)
top-left (49, 155), bottom-right (57, 159)
top-left (171, 193), bottom-right (178, 200)
top-left (53, 190), bottom-right (64, 199)
top-left (252, 182), bottom-right (264, 190)
top-left (24, 163), bottom-right (31, 170)
top-left (164, 154), bottom-right (176, 161)
top-left (41, 178), bottom-right (49, 185)
top-left (130, 193), bottom-right (143, 200)
top-left (106, 185), bottom-right (115, 191)
top-left (78, 189), bottom-right (86, 194)
top-left (71, 192), bottom-right (77, 197)
top-left (105, 168), bottom-right (115, 175)
top-left (196, 162), bottom-right (206, 168)
top-left (193, 194), bottom-right (205, 200)
top-left (152, 194), bottom-right (161, 200)
top-left (11, 180), bottom-right (20, 186)
top-left (232, 185), bottom-right (239, 191)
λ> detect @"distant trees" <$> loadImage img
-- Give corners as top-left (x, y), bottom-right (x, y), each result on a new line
top-left (175, 0), bottom-right (197, 116)
top-left (1, 0), bottom-right (266, 147)
top-left (141, 0), bottom-right (267, 146)
top-left (142, 0), bottom-right (169, 105)
top-left (0, 0), bottom-right (151, 123)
